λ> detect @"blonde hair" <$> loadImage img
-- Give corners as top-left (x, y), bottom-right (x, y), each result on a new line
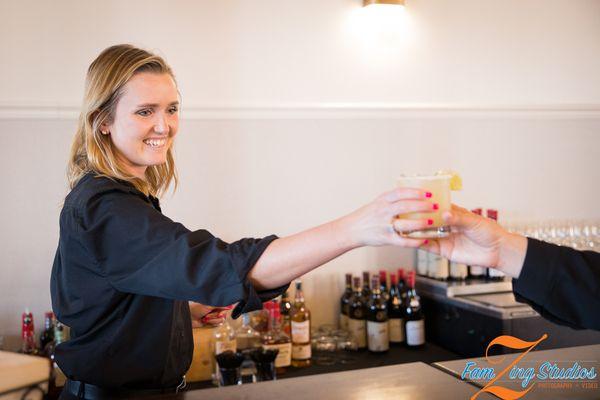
top-left (68, 44), bottom-right (178, 197)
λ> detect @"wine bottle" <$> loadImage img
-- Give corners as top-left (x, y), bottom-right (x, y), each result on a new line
top-left (379, 270), bottom-right (390, 302)
top-left (340, 273), bottom-right (353, 330)
top-left (348, 276), bottom-right (367, 349)
top-left (261, 301), bottom-right (292, 373)
top-left (367, 276), bottom-right (389, 352)
top-left (405, 271), bottom-right (425, 347)
top-left (387, 273), bottom-right (405, 345)
top-left (361, 271), bottom-right (371, 301)
top-left (291, 280), bottom-right (311, 367)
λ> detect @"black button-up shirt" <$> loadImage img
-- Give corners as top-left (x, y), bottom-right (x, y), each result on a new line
top-left (51, 172), bottom-right (286, 389)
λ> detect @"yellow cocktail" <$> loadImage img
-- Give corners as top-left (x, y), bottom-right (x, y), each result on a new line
top-left (396, 173), bottom-right (456, 238)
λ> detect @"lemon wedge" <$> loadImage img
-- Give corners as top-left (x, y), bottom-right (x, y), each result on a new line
top-left (436, 170), bottom-right (463, 191)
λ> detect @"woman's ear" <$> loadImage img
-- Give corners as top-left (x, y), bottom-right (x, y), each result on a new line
top-left (100, 121), bottom-right (110, 135)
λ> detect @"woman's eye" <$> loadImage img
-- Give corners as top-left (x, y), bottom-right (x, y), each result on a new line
top-left (168, 107), bottom-right (179, 114)
top-left (137, 109), bottom-right (152, 116)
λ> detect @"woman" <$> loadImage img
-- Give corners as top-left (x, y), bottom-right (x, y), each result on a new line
top-left (51, 44), bottom-right (435, 399)
top-left (424, 206), bottom-right (600, 331)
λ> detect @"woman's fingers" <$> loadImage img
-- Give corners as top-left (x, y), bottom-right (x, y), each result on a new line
top-left (390, 199), bottom-right (436, 216)
top-left (392, 217), bottom-right (432, 234)
top-left (382, 187), bottom-right (430, 203)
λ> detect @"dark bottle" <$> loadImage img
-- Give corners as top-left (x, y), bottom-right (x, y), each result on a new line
top-left (468, 208), bottom-right (487, 279)
top-left (367, 276), bottom-right (389, 353)
top-left (405, 271), bottom-right (425, 347)
top-left (339, 273), bottom-right (353, 331)
top-left (397, 268), bottom-right (408, 302)
top-left (387, 273), bottom-right (405, 345)
top-left (20, 308), bottom-right (37, 355)
top-left (40, 311), bottom-right (56, 357)
top-left (348, 277), bottom-right (367, 349)
top-left (361, 271), bottom-right (371, 301)
top-left (280, 291), bottom-right (293, 336)
top-left (379, 270), bottom-right (390, 302)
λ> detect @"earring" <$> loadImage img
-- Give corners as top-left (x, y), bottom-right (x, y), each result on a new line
top-left (101, 130), bottom-right (109, 135)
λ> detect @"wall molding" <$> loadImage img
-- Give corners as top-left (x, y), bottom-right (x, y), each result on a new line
top-left (2, 102), bottom-right (600, 120)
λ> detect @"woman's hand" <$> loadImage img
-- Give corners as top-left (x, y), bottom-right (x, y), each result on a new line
top-left (341, 187), bottom-right (436, 248)
top-left (188, 302), bottom-right (233, 328)
top-left (422, 205), bottom-right (528, 278)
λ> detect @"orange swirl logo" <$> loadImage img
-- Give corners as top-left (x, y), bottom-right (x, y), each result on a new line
top-left (471, 334), bottom-right (548, 400)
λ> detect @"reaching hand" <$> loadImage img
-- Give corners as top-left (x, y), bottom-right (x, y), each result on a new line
top-left (343, 187), bottom-right (436, 248)
top-left (188, 302), bottom-right (233, 328)
top-left (421, 205), bottom-right (528, 278)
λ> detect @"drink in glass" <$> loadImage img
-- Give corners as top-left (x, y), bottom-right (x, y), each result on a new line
top-left (396, 173), bottom-right (452, 238)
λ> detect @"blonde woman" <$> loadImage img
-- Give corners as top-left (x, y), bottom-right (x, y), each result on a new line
top-left (51, 44), bottom-right (435, 399)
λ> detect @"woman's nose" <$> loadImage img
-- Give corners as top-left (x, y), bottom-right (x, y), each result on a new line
top-left (153, 114), bottom-right (168, 134)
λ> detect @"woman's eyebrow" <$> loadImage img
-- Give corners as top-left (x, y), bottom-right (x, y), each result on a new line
top-left (136, 101), bottom-right (180, 108)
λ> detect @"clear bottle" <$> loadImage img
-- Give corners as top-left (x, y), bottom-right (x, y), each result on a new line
top-left (339, 273), bottom-right (353, 330)
top-left (235, 313), bottom-right (261, 351)
top-left (212, 316), bottom-right (237, 356)
top-left (291, 280), bottom-right (311, 367)
top-left (405, 271), bottom-right (426, 347)
top-left (468, 208), bottom-right (487, 279)
top-left (348, 277), bottom-right (367, 349)
top-left (486, 209), bottom-right (506, 280)
top-left (387, 273), bottom-right (405, 345)
top-left (261, 301), bottom-right (292, 373)
top-left (367, 276), bottom-right (389, 353)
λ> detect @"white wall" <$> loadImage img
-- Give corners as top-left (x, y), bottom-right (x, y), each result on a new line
top-left (1, 0), bottom-right (599, 349)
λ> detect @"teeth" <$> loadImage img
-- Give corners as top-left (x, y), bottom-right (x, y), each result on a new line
top-left (144, 138), bottom-right (166, 147)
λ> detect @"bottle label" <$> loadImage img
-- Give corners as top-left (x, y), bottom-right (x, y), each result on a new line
top-left (215, 339), bottom-right (236, 355)
top-left (389, 318), bottom-right (405, 343)
top-left (431, 254), bottom-right (449, 279)
top-left (291, 320), bottom-right (310, 343)
top-left (488, 268), bottom-right (505, 277)
top-left (470, 266), bottom-right (485, 276)
top-left (348, 318), bottom-right (366, 348)
top-left (292, 343), bottom-right (312, 360)
top-left (417, 249), bottom-right (429, 276)
top-left (367, 320), bottom-right (389, 352)
top-left (263, 343), bottom-right (292, 368)
top-left (450, 262), bottom-right (468, 279)
top-left (406, 320), bottom-right (425, 346)
top-left (339, 313), bottom-right (348, 330)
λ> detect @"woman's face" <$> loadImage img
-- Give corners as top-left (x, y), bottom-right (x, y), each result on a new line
top-left (103, 72), bottom-right (179, 179)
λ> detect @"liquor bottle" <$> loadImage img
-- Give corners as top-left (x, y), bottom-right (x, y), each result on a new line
top-left (39, 311), bottom-right (56, 357)
top-left (405, 271), bottom-right (426, 347)
top-left (361, 271), bottom-right (371, 300)
top-left (20, 308), bottom-right (37, 355)
top-left (367, 276), bottom-right (389, 353)
top-left (348, 277), bottom-right (367, 349)
top-left (212, 315), bottom-right (237, 356)
top-left (235, 313), bottom-right (261, 351)
top-left (387, 273), bottom-right (405, 345)
top-left (379, 270), bottom-right (390, 302)
top-left (397, 268), bottom-right (408, 301)
top-left (339, 273), bottom-right (353, 331)
top-left (291, 280), bottom-right (311, 367)
top-left (486, 209), bottom-right (506, 281)
top-left (416, 249), bottom-right (429, 276)
top-left (261, 300), bottom-right (292, 373)
top-left (280, 291), bottom-right (293, 336)
top-left (449, 261), bottom-right (468, 281)
top-left (468, 208), bottom-right (487, 279)
top-left (429, 253), bottom-right (449, 280)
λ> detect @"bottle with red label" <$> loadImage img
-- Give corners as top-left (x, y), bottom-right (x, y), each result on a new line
top-left (20, 308), bottom-right (37, 355)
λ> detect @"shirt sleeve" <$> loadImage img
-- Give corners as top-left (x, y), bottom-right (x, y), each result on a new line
top-left (79, 189), bottom-right (288, 318)
top-left (512, 238), bottom-right (600, 331)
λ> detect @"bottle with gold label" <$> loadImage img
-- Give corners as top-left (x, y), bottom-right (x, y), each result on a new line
top-left (291, 280), bottom-right (311, 367)
top-left (261, 300), bottom-right (292, 374)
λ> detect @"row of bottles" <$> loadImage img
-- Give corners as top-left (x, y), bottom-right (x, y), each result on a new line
top-left (212, 280), bottom-right (312, 376)
top-left (340, 269), bottom-right (425, 352)
top-left (417, 208), bottom-right (506, 281)
top-left (20, 309), bottom-right (67, 357)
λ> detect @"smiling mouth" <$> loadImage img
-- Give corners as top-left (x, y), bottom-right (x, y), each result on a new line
top-left (143, 138), bottom-right (167, 148)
